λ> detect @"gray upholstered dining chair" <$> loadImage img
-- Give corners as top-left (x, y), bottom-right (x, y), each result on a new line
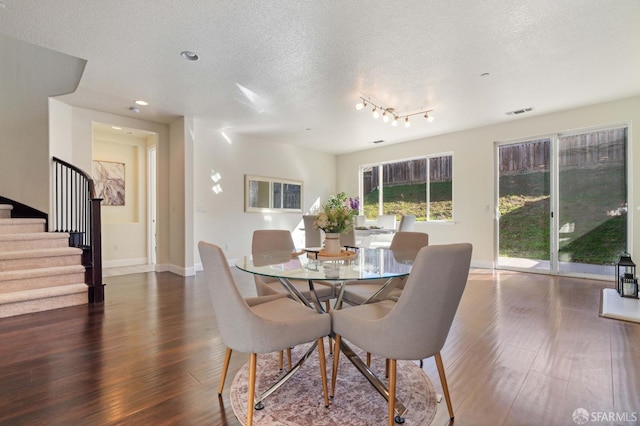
top-left (339, 231), bottom-right (429, 307)
top-left (252, 230), bottom-right (336, 308)
top-left (331, 243), bottom-right (473, 425)
top-left (376, 214), bottom-right (397, 230)
top-left (398, 214), bottom-right (416, 231)
top-left (216, 293), bottom-right (289, 394)
top-left (302, 215), bottom-right (322, 247)
top-left (339, 228), bottom-right (356, 247)
top-left (198, 241), bottom-right (331, 426)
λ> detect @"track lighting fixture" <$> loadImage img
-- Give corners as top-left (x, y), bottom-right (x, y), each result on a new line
top-left (355, 99), bottom-right (367, 110)
top-left (355, 97), bottom-right (434, 128)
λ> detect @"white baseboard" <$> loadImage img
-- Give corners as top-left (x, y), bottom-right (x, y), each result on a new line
top-left (103, 257), bottom-right (148, 269)
top-left (168, 264), bottom-right (196, 277)
top-left (470, 260), bottom-right (494, 269)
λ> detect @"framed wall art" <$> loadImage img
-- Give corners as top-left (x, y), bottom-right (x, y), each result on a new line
top-left (93, 160), bottom-right (126, 206)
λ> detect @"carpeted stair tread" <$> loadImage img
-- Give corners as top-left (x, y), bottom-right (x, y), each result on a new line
top-left (0, 205), bottom-right (12, 219)
top-left (0, 218), bottom-right (46, 234)
top-left (0, 232), bottom-right (71, 251)
top-left (0, 264), bottom-right (85, 281)
top-left (0, 284), bottom-right (88, 318)
top-left (0, 283), bottom-right (87, 304)
top-left (0, 247), bottom-right (83, 272)
top-left (0, 246), bottom-right (82, 260)
top-left (0, 265), bottom-right (86, 293)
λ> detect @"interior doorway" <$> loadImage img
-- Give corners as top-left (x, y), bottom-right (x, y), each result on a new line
top-left (92, 122), bottom-right (158, 271)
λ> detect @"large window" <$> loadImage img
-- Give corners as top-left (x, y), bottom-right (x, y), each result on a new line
top-left (360, 155), bottom-right (453, 222)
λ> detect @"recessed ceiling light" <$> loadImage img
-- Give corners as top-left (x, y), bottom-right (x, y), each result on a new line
top-left (134, 100), bottom-right (148, 106)
top-left (181, 51), bottom-right (199, 61)
top-left (111, 126), bottom-right (122, 130)
top-left (480, 72), bottom-right (490, 77)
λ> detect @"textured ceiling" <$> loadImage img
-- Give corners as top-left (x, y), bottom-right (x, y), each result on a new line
top-left (1, 0), bottom-right (639, 154)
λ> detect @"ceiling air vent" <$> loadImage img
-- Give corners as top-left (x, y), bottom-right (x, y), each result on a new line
top-left (505, 107), bottom-right (534, 116)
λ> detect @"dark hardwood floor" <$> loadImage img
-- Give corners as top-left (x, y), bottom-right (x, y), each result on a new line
top-left (1, 268), bottom-right (638, 425)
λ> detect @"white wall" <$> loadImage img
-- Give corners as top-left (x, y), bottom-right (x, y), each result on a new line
top-left (168, 117), bottom-right (190, 275)
top-left (0, 35), bottom-right (84, 213)
top-left (193, 121), bottom-right (337, 266)
top-left (337, 96), bottom-right (640, 269)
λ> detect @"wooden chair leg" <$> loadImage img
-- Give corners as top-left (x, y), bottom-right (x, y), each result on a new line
top-left (287, 347), bottom-right (292, 370)
top-left (435, 352), bottom-right (454, 420)
top-left (366, 352), bottom-right (371, 367)
top-left (317, 337), bottom-right (329, 407)
top-left (388, 359), bottom-right (396, 426)
top-left (248, 353), bottom-right (257, 426)
top-left (331, 334), bottom-right (342, 397)
top-left (218, 347), bottom-right (232, 395)
top-left (278, 350), bottom-right (283, 370)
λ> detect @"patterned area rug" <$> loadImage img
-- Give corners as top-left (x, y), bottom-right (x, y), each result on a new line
top-left (230, 341), bottom-right (437, 425)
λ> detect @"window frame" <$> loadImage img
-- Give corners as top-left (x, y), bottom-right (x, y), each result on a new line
top-left (359, 152), bottom-right (454, 223)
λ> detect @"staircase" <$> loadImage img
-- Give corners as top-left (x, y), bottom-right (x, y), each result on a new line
top-left (0, 204), bottom-right (87, 318)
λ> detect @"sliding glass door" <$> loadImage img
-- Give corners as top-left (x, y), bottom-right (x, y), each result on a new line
top-left (496, 127), bottom-right (628, 277)
top-left (557, 128), bottom-right (627, 276)
top-left (497, 138), bottom-right (552, 272)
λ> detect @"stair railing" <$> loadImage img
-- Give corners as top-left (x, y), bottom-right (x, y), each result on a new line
top-left (52, 157), bottom-right (104, 303)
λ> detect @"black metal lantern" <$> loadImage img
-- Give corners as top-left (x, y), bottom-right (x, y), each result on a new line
top-left (616, 253), bottom-right (638, 298)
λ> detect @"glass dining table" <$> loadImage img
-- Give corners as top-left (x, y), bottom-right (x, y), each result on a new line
top-left (236, 246), bottom-right (416, 418)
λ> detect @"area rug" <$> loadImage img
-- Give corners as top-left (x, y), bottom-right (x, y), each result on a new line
top-left (230, 341), bottom-right (437, 425)
top-left (601, 288), bottom-right (640, 323)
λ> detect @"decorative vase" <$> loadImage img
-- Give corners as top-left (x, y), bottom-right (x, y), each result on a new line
top-left (323, 232), bottom-right (342, 255)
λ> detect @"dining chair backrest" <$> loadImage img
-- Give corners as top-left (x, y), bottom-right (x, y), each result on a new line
top-left (198, 241), bottom-right (258, 353)
top-left (355, 215), bottom-right (366, 227)
top-left (376, 214), bottom-right (397, 230)
top-left (303, 215), bottom-right (322, 247)
top-left (398, 215), bottom-right (416, 231)
top-left (389, 231), bottom-right (429, 260)
top-left (378, 243), bottom-right (472, 360)
top-left (251, 229), bottom-right (296, 292)
top-left (340, 228), bottom-right (356, 247)
top-left (252, 229), bottom-right (295, 253)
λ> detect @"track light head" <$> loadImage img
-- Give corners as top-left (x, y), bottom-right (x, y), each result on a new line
top-left (356, 97), bottom-right (432, 128)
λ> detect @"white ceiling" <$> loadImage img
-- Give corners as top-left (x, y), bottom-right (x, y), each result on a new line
top-left (1, 0), bottom-right (639, 154)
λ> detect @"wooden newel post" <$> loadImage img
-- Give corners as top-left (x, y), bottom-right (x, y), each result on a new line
top-left (90, 197), bottom-right (105, 303)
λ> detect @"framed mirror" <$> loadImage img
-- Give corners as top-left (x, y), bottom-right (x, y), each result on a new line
top-left (245, 175), bottom-right (303, 213)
